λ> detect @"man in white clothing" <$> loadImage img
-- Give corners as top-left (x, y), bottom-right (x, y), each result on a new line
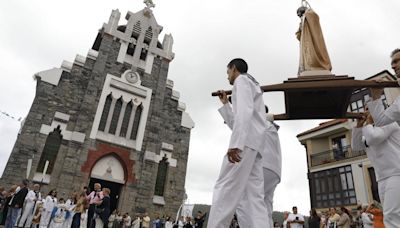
top-left (18, 184), bottom-right (41, 228)
top-left (218, 92), bottom-right (281, 228)
top-left (352, 111), bottom-right (400, 227)
top-left (208, 58), bottom-right (270, 228)
top-left (368, 48), bottom-right (400, 127)
top-left (287, 206), bottom-right (304, 228)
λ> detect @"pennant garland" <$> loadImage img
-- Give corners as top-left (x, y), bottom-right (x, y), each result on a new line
top-left (0, 109), bottom-right (22, 122)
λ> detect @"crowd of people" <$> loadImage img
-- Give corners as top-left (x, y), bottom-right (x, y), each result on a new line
top-left (272, 203), bottom-right (384, 228)
top-left (0, 181), bottom-right (206, 228)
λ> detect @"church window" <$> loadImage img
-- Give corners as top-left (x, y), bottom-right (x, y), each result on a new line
top-left (98, 94), bottom-right (112, 131)
top-left (36, 126), bottom-right (63, 174)
top-left (154, 155), bottom-right (169, 196)
top-left (140, 48), bottom-right (148, 61)
top-left (109, 97), bottom-right (123, 134)
top-left (144, 26), bottom-right (153, 45)
top-left (120, 101), bottom-right (133, 137)
top-left (132, 21), bottom-right (141, 38)
top-left (130, 104), bottom-right (143, 140)
top-left (126, 43), bottom-right (136, 56)
top-left (92, 32), bottom-right (103, 51)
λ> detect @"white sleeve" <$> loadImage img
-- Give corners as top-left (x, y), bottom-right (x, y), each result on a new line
top-left (362, 122), bottom-right (399, 146)
top-left (229, 77), bottom-right (254, 151)
top-left (266, 113), bottom-right (274, 122)
top-left (218, 103), bottom-right (234, 130)
top-left (25, 191), bottom-right (35, 203)
top-left (351, 127), bottom-right (366, 151)
top-left (368, 97), bottom-right (400, 126)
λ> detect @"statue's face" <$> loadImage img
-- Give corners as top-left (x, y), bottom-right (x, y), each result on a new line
top-left (297, 7), bottom-right (307, 17)
top-left (391, 51), bottom-right (400, 78)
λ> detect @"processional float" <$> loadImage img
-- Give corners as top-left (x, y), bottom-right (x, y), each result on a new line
top-left (212, 0), bottom-right (399, 120)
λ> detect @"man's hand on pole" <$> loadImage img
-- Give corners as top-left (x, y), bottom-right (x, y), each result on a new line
top-left (371, 79), bottom-right (384, 101)
top-left (218, 90), bottom-right (229, 105)
top-left (227, 148), bottom-right (241, 163)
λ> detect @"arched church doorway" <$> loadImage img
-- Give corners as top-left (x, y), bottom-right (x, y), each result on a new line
top-left (89, 155), bottom-right (126, 212)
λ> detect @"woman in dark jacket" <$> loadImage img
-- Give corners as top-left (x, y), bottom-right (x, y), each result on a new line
top-left (308, 208), bottom-right (321, 228)
top-left (99, 188), bottom-right (111, 228)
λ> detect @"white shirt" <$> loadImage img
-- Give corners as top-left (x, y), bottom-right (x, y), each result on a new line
top-left (352, 122), bottom-right (400, 181)
top-left (228, 74), bottom-right (271, 152)
top-left (43, 195), bottom-right (57, 212)
top-left (218, 74), bottom-right (281, 178)
top-left (282, 220), bottom-right (288, 228)
top-left (124, 216), bottom-right (131, 227)
top-left (165, 221), bottom-right (173, 228)
top-left (367, 96), bottom-right (400, 126)
top-left (361, 212), bottom-right (373, 228)
top-left (287, 213), bottom-right (304, 228)
top-left (25, 190), bottom-right (41, 205)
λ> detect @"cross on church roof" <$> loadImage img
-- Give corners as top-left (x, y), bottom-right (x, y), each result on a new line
top-left (144, 0), bottom-right (155, 8)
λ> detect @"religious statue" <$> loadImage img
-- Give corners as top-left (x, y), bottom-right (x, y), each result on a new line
top-left (144, 0), bottom-right (155, 8)
top-left (296, 1), bottom-right (332, 76)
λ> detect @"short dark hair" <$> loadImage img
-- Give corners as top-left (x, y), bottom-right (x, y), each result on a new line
top-left (391, 48), bottom-right (400, 57)
top-left (227, 58), bottom-right (248, 74)
top-left (22, 179), bottom-right (29, 186)
top-left (293, 206), bottom-right (298, 210)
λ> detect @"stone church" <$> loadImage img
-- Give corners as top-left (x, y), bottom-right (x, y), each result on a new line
top-left (0, 4), bottom-right (194, 216)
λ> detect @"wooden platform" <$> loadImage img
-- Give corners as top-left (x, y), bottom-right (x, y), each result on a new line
top-left (212, 75), bottom-right (399, 120)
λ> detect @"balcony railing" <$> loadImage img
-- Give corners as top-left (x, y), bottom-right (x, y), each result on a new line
top-left (310, 145), bottom-right (366, 167)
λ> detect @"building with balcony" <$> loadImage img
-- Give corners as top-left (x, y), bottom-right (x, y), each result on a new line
top-left (297, 70), bottom-right (400, 211)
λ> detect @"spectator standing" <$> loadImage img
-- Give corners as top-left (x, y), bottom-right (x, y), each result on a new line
top-left (165, 217), bottom-right (173, 228)
top-left (308, 208), bottom-right (321, 228)
top-left (108, 210), bottom-right (117, 228)
top-left (287, 206), bottom-right (305, 228)
top-left (131, 214), bottom-right (141, 228)
top-left (40, 189), bottom-right (58, 228)
top-left (327, 208), bottom-right (340, 228)
top-left (5, 180), bottom-right (29, 228)
top-left (122, 213), bottom-right (131, 228)
top-left (176, 216), bottom-right (184, 228)
top-left (337, 207), bottom-right (351, 228)
top-left (183, 216), bottom-right (193, 228)
top-left (50, 198), bottom-right (68, 228)
top-left (19, 183), bottom-right (42, 228)
top-left (320, 211), bottom-right (328, 228)
top-left (142, 213), bottom-right (150, 228)
top-left (194, 211), bottom-right (206, 228)
top-left (87, 183), bottom-right (104, 228)
top-left (97, 188), bottom-right (111, 228)
top-left (366, 203), bottom-right (384, 228)
top-left (0, 187), bottom-right (6, 225)
top-left (282, 211), bottom-right (289, 228)
top-left (72, 192), bottom-right (88, 228)
top-left (360, 205), bottom-right (373, 228)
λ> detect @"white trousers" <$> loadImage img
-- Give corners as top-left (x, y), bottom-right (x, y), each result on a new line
top-left (18, 203), bottom-right (35, 228)
top-left (208, 147), bottom-right (268, 228)
top-left (236, 168), bottom-right (280, 228)
top-left (379, 175), bottom-right (400, 228)
top-left (40, 211), bottom-right (52, 228)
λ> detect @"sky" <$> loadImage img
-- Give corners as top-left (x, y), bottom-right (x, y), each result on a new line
top-left (0, 0), bottom-right (399, 215)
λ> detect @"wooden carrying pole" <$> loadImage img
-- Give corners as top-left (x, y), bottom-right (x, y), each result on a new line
top-left (211, 80), bottom-right (399, 97)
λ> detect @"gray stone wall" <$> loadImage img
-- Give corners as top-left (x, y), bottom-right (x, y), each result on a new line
top-left (1, 29), bottom-right (191, 218)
